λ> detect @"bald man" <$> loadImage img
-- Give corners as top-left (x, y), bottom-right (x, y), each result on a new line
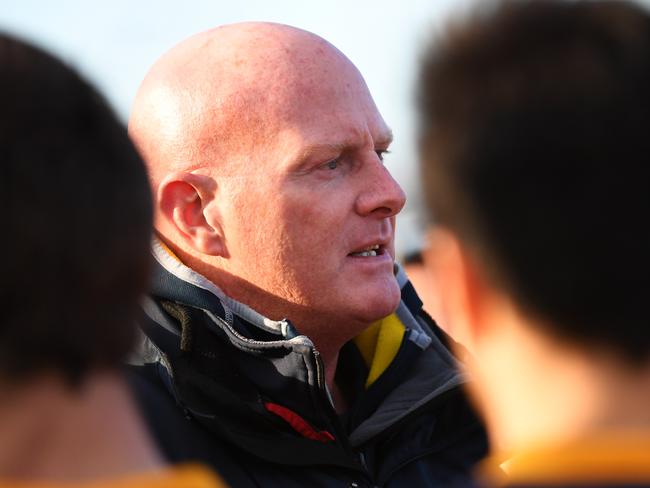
top-left (128, 23), bottom-right (487, 487)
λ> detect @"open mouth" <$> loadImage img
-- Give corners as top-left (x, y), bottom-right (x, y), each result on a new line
top-left (348, 244), bottom-right (383, 257)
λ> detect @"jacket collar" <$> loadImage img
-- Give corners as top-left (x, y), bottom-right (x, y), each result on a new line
top-left (150, 238), bottom-right (302, 339)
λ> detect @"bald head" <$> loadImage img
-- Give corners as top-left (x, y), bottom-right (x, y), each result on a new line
top-left (129, 22), bottom-right (369, 186)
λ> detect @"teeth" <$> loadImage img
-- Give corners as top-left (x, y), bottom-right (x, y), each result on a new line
top-left (359, 250), bottom-right (377, 257)
top-left (350, 244), bottom-right (380, 257)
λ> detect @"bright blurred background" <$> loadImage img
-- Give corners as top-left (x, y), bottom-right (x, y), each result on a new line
top-left (0, 0), bottom-right (483, 258)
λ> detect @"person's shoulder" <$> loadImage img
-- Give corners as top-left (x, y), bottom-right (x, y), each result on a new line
top-left (102, 464), bottom-right (227, 488)
top-left (0, 465), bottom-right (226, 488)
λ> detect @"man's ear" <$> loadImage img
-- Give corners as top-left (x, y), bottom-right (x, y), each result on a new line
top-left (156, 172), bottom-right (226, 257)
top-left (425, 227), bottom-right (488, 350)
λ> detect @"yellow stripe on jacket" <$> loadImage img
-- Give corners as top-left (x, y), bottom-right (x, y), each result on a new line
top-left (353, 313), bottom-right (406, 389)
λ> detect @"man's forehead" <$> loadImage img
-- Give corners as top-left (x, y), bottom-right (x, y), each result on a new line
top-left (203, 29), bottom-right (371, 126)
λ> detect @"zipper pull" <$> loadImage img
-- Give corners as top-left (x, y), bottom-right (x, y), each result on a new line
top-left (312, 349), bottom-right (335, 409)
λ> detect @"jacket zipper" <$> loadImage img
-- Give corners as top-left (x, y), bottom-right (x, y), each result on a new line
top-left (312, 348), bottom-right (375, 487)
top-left (312, 349), bottom-right (325, 390)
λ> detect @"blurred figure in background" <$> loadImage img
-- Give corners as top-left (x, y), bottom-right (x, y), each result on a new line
top-left (418, 0), bottom-right (650, 486)
top-left (0, 34), bottom-right (222, 487)
top-left (402, 249), bottom-right (446, 330)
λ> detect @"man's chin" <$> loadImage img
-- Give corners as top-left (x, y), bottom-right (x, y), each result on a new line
top-left (351, 284), bottom-right (402, 325)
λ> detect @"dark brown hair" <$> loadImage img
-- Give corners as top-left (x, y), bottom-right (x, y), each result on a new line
top-left (418, 0), bottom-right (650, 363)
top-left (0, 34), bottom-right (153, 382)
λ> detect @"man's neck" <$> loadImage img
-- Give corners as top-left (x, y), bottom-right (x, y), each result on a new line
top-left (319, 351), bottom-right (349, 414)
top-left (0, 372), bottom-right (163, 482)
top-left (482, 321), bottom-right (650, 453)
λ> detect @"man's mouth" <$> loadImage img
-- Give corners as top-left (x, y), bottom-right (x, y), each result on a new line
top-left (348, 244), bottom-right (381, 257)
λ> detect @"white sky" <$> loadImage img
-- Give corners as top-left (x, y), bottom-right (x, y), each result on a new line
top-left (0, 0), bottom-right (553, 256)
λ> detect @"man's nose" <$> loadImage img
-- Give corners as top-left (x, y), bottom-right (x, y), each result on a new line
top-left (355, 158), bottom-right (406, 218)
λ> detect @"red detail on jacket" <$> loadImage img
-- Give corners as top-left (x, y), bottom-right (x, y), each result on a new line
top-left (264, 402), bottom-right (335, 443)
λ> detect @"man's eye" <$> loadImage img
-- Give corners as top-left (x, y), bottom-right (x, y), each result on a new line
top-left (325, 159), bottom-right (340, 170)
top-left (376, 150), bottom-right (390, 162)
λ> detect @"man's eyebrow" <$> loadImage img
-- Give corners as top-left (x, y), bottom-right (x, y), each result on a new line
top-left (299, 142), bottom-right (348, 159)
top-left (299, 130), bottom-right (395, 159)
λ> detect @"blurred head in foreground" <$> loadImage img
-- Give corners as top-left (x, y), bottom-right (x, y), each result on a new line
top-left (0, 33), bottom-right (172, 483)
top-left (0, 35), bottom-right (153, 383)
top-left (418, 0), bottom-right (650, 482)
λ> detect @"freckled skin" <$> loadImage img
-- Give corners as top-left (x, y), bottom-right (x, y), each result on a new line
top-left (129, 22), bottom-right (406, 370)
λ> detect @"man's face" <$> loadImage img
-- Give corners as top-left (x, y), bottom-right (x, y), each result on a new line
top-left (209, 62), bottom-right (406, 333)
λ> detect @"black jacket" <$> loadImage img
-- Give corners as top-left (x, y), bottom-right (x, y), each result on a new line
top-left (128, 240), bottom-right (488, 487)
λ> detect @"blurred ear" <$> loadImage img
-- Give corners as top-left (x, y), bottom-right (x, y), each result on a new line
top-left (156, 172), bottom-right (225, 257)
top-left (425, 227), bottom-right (488, 350)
